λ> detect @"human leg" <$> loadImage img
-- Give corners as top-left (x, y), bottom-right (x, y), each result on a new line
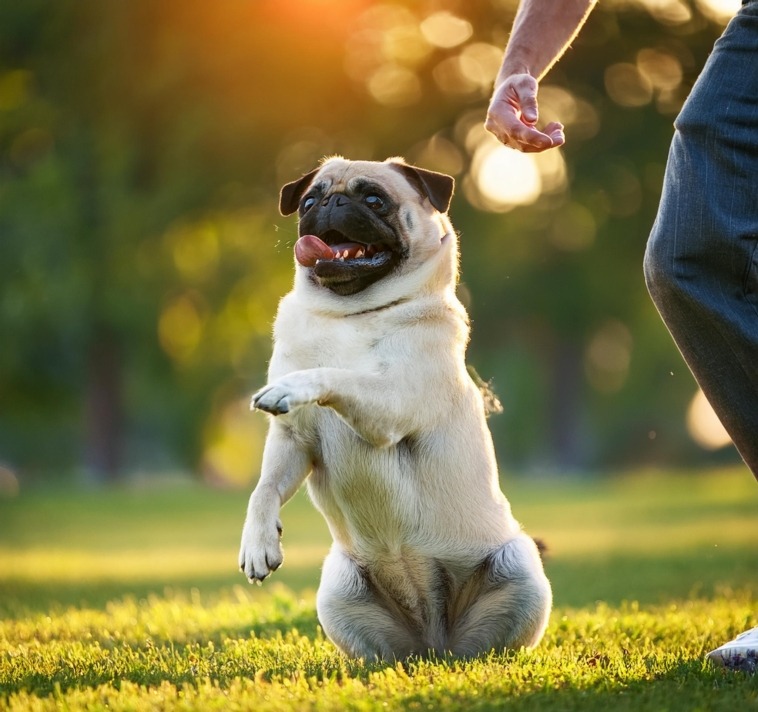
top-left (643, 0), bottom-right (758, 478)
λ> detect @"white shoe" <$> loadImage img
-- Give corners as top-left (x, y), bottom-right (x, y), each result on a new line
top-left (706, 625), bottom-right (758, 673)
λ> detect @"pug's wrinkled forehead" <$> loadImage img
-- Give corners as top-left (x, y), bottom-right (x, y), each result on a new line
top-left (279, 157), bottom-right (454, 217)
top-left (313, 159), bottom-right (411, 199)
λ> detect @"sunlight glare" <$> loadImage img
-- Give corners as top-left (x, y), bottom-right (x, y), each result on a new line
top-left (472, 140), bottom-right (541, 212)
top-left (463, 125), bottom-right (567, 212)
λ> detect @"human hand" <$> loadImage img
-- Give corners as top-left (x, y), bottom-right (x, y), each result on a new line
top-left (485, 74), bottom-right (565, 153)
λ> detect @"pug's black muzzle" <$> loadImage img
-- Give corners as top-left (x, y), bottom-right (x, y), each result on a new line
top-left (298, 193), bottom-right (404, 296)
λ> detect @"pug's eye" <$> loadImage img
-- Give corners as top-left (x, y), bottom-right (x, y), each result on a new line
top-left (365, 195), bottom-right (384, 210)
top-left (302, 196), bottom-right (317, 211)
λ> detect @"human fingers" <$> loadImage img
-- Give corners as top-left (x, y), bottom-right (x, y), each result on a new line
top-left (517, 122), bottom-right (566, 152)
top-left (486, 110), bottom-right (560, 153)
top-left (542, 121), bottom-right (566, 147)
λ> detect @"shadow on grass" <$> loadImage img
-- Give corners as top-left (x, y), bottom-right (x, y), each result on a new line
top-left (7, 636), bottom-right (758, 707)
top-left (393, 661), bottom-right (758, 712)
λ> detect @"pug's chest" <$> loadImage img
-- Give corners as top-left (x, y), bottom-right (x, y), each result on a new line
top-left (272, 301), bottom-right (399, 369)
top-left (292, 408), bottom-right (377, 472)
top-left (272, 325), bottom-right (383, 375)
top-left (300, 413), bottom-right (417, 529)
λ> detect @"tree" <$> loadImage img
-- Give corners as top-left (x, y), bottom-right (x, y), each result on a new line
top-left (0, 0), bottom-right (736, 481)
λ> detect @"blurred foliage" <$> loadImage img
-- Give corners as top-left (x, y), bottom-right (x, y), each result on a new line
top-left (0, 0), bottom-right (743, 482)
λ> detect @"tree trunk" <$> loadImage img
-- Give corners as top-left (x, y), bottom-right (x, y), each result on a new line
top-left (84, 328), bottom-right (123, 482)
top-left (548, 339), bottom-right (586, 469)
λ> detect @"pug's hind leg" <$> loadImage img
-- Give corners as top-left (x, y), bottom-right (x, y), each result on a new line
top-left (449, 534), bottom-right (552, 657)
top-left (316, 546), bottom-right (419, 661)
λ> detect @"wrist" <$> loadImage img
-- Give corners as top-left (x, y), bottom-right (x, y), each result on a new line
top-left (494, 66), bottom-right (533, 94)
top-left (496, 54), bottom-right (534, 87)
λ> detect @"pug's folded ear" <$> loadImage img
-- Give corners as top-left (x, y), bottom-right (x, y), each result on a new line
top-left (389, 162), bottom-right (455, 214)
top-left (279, 168), bottom-right (319, 216)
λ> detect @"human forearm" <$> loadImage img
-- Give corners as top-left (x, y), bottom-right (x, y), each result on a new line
top-left (496, 0), bottom-right (597, 85)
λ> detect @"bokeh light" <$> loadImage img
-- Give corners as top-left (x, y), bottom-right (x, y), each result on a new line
top-left (467, 140), bottom-right (541, 212)
top-left (407, 134), bottom-right (464, 176)
top-left (686, 389), bottom-right (732, 450)
top-left (463, 126), bottom-right (567, 213)
top-left (419, 11), bottom-right (473, 48)
top-left (202, 399), bottom-right (267, 487)
top-left (368, 63), bottom-right (422, 106)
top-left (344, 4), bottom-right (428, 82)
top-left (0, 69), bottom-right (32, 111)
top-left (168, 222), bottom-right (219, 283)
top-left (584, 320), bottom-right (633, 394)
top-left (158, 293), bottom-right (207, 365)
top-left (636, 48), bottom-right (683, 92)
top-left (637, 0), bottom-right (693, 24)
top-left (535, 86), bottom-right (601, 142)
top-left (695, 0), bottom-right (741, 23)
top-left (605, 63), bottom-right (654, 108)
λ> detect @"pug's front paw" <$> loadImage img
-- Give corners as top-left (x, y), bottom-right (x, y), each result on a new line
top-left (239, 518), bottom-right (284, 583)
top-left (251, 373), bottom-right (323, 416)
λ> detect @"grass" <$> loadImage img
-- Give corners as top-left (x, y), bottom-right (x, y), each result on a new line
top-left (1, 466), bottom-right (757, 710)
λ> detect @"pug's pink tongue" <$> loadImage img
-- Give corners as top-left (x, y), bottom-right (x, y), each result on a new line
top-left (294, 235), bottom-right (334, 267)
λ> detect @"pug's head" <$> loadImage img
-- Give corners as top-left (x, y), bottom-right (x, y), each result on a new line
top-left (280, 157), bottom-right (455, 297)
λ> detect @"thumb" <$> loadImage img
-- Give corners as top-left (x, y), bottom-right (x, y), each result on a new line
top-left (508, 74), bottom-right (540, 125)
top-left (518, 93), bottom-right (539, 126)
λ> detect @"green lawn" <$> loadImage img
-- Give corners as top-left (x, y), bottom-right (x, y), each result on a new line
top-left (1, 467), bottom-right (756, 710)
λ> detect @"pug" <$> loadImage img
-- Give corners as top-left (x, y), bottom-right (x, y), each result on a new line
top-left (239, 157), bottom-right (551, 660)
